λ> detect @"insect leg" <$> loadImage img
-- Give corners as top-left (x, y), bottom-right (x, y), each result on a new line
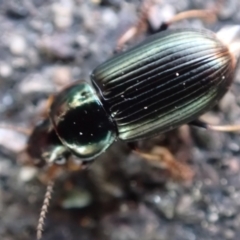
top-left (189, 119), bottom-right (240, 132)
top-left (116, 0), bottom-right (217, 52)
top-left (133, 146), bottom-right (194, 181)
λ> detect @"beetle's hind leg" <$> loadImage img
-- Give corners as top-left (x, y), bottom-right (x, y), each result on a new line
top-left (189, 119), bottom-right (240, 132)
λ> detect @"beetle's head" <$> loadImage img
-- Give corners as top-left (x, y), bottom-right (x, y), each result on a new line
top-left (26, 119), bottom-right (71, 167)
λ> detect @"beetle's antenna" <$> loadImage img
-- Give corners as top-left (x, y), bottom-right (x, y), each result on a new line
top-left (36, 180), bottom-right (54, 240)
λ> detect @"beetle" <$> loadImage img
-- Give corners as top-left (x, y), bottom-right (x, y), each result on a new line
top-left (1, 4), bottom-right (240, 240)
top-left (28, 26), bottom-right (239, 176)
top-left (31, 25), bottom-right (240, 239)
top-left (24, 8), bottom-right (240, 238)
top-left (48, 28), bottom-right (237, 163)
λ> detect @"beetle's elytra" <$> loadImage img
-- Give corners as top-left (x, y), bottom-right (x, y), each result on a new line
top-left (49, 28), bottom-right (236, 162)
top-left (92, 28), bottom-right (235, 141)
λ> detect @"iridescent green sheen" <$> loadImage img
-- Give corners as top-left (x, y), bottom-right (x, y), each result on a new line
top-left (49, 82), bottom-right (116, 160)
top-left (91, 28), bottom-right (235, 141)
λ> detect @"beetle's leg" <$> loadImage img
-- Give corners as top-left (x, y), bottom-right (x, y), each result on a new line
top-left (154, 9), bottom-right (216, 33)
top-left (116, 0), bottom-right (217, 52)
top-left (189, 119), bottom-right (208, 129)
top-left (40, 95), bottom-right (55, 119)
top-left (133, 146), bottom-right (194, 181)
top-left (189, 119), bottom-right (240, 132)
top-left (127, 142), bottom-right (139, 151)
top-left (115, 0), bottom-right (153, 53)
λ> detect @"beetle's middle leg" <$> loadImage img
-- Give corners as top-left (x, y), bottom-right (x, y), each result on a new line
top-left (128, 143), bottom-right (194, 181)
top-left (136, 147), bottom-right (194, 181)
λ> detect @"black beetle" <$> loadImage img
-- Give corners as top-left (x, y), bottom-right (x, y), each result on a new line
top-left (47, 28), bottom-right (236, 165)
top-left (16, 14), bottom-right (237, 239)
top-left (1, 6), bottom-right (239, 240)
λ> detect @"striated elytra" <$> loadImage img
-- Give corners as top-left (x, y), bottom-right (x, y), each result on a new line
top-left (49, 28), bottom-right (236, 162)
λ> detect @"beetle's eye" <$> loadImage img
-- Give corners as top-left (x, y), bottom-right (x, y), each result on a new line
top-left (54, 156), bottom-right (66, 165)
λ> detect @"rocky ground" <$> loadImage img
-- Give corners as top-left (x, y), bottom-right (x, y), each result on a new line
top-left (1, 0), bottom-right (240, 239)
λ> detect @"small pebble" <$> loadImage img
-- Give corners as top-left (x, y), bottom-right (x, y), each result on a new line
top-left (9, 35), bottom-right (27, 55)
top-left (0, 129), bottom-right (26, 152)
top-left (6, 2), bottom-right (28, 19)
top-left (0, 64), bottom-right (12, 77)
top-left (18, 73), bottom-right (55, 94)
top-left (38, 35), bottom-right (75, 61)
top-left (18, 166), bottom-right (37, 182)
top-left (218, 0), bottom-right (238, 19)
top-left (52, 66), bottom-right (72, 88)
top-left (224, 229), bottom-right (235, 239)
top-left (102, 8), bottom-right (119, 29)
top-left (52, 2), bottom-right (74, 29)
top-left (11, 57), bottom-right (28, 69)
top-left (62, 189), bottom-right (92, 209)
